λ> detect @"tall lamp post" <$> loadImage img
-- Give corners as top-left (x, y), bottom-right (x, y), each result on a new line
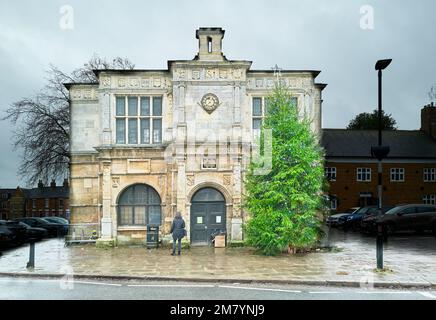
top-left (371, 59), bottom-right (392, 270)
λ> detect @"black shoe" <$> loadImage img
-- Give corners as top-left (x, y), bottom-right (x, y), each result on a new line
top-left (178, 252), bottom-right (181, 255)
top-left (171, 252), bottom-right (175, 256)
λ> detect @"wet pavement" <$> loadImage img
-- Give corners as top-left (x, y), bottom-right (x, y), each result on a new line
top-left (0, 228), bottom-right (435, 286)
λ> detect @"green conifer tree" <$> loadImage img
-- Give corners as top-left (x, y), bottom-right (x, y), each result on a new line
top-left (243, 85), bottom-right (326, 255)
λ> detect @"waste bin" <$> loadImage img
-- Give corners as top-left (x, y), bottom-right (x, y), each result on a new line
top-left (146, 225), bottom-right (159, 249)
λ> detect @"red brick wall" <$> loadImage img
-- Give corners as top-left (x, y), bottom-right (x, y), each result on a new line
top-left (25, 197), bottom-right (70, 218)
top-left (326, 161), bottom-right (436, 212)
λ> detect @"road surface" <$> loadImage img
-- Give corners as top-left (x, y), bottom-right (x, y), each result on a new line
top-left (0, 276), bottom-right (435, 300)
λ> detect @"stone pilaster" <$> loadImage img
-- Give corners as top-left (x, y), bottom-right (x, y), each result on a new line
top-left (231, 156), bottom-right (243, 241)
top-left (101, 92), bottom-right (111, 145)
top-left (97, 160), bottom-right (115, 247)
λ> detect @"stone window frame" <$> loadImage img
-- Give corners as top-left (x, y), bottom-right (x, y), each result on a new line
top-left (251, 95), bottom-right (298, 139)
top-left (115, 95), bottom-right (163, 145)
top-left (357, 167), bottom-right (371, 182)
top-left (325, 167), bottom-right (337, 181)
top-left (423, 168), bottom-right (436, 182)
top-left (117, 184), bottom-right (162, 227)
top-left (390, 168), bottom-right (405, 182)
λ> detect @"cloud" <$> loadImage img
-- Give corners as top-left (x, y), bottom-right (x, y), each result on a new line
top-left (0, 0), bottom-right (435, 186)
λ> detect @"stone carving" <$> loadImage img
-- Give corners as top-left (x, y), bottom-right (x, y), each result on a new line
top-left (223, 175), bottom-right (231, 186)
top-left (130, 78), bottom-right (139, 88)
top-left (112, 177), bottom-right (120, 188)
top-left (101, 76), bottom-right (111, 87)
top-left (232, 204), bottom-right (242, 218)
top-left (200, 93), bottom-right (220, 114)
top-left (141, 78), bottom-right (151, 88)
top-left (72, 90), bottom-right (82, 99)
top-left (71, 89), bottom-right (99, 101)
top-left (187, 174), bottom-right (195, 186)
top-left (192, 70), bottom-right (200, 80)
top-left (153, 78), bottom-right (161, 87)
top-left (232, 68), bottom-right (243, 79)
top-left (219, 69), bottom-right (228, 79)
top-left (205, 68), bottom-right (217, 79)
top-left (176, 69), bottom-right (186, 80)
top-left (83, 90), bottom-right (92, 99)
top-left (256, 79), bottom-right (263, 88)
top-left (118, 78), bottom-right (126, 87)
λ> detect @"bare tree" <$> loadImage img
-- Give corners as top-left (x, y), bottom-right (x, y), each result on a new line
top-left (2, 54), bottom-right (134, 186)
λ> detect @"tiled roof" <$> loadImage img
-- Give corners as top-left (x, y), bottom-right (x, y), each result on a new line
top-left (23, 187), bottom-right (69, 199)
top-left (322, 129), bottom-right (436, 159)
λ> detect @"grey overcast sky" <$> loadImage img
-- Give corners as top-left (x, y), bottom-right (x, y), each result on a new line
top-left (0, 0), bottom-right (435, 187)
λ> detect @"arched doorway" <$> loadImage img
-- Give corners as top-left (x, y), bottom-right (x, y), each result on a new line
top-left (190, 187), bottom-right (226, 245)
top-left (117, 184), bottom-right (162, 226)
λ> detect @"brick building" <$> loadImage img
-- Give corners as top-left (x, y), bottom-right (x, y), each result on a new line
top-left (0, 180), bottom-right (70, 220)
top-left (0, 189), bottom-right (15, 220)
top-left (322, 103), bottom-right (436, 213)
top-left (24, 179), bottom-right (70, 219)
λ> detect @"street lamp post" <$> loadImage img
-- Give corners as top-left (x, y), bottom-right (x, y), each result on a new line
top-left (371, 59), bottom-right (392, 270)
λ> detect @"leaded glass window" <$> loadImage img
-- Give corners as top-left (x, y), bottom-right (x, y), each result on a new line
top-left (115, 96), bottom-right (163, 145)
top-left (117, 184), bottom-right (162, 226)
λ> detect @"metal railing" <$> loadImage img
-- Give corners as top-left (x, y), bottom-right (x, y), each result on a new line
top-left (65, 223), bottom-right (100, 245)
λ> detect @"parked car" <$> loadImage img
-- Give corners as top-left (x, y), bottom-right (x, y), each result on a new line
top-left (18, 222), bottom-right (48, 241)
top-left (0, 220), bottom-right (28, 244)
top-left (344, 206), bottom-right (394, 230)
top-left (377, 204), bottom-right (436, 235)
top-left (326, 207), bottom-right (360, 227)
top-left (41, 217), bottom-right (69, 234)
top-left (13, 217), bottom-right (67, 237)
top-left (41, 217), bottom-right (69, 225)
top-left (0, 225), bottom-right (14, 249)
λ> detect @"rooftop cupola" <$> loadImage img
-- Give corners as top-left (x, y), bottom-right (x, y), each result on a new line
top-left (195, 27), bottom-right (226, 61)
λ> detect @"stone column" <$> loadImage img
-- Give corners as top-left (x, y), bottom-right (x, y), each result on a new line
top-left (231, 156), bottom-right (243, 241)
top-left (97, 160), bottom-right (115, 247)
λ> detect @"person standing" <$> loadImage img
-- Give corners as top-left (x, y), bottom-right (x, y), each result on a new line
top-left (170, 211), bottom-right (186, 256)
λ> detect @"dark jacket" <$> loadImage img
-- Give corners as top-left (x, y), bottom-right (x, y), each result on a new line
top-left (170, 216), bottom-right (186, 240)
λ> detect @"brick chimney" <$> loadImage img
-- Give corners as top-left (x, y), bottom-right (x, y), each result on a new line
top-left (38, 180), bottom-right (44, 189)
top-left (421, 102), bottom-right (436, 140)
top-left (50, 179), bottom-right (56, 189)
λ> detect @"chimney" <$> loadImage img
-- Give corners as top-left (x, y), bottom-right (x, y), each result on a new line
top-left (63, 178), bottom-right (69, 188)
top-left (421, 103), bottom-right (436, 140)
top-left (38, 180), bottom-right (44, 189)
top-left (50, 179), bottom-right (56, 189)
top-left (195, 27), bottom-right (226, 61)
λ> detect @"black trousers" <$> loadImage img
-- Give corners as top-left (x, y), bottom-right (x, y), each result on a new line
top-left (172, 238), bottom-right (182, 254)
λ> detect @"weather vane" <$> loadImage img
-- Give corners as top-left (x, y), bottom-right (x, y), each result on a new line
top-left (271, 64), bottom-right (282, 81)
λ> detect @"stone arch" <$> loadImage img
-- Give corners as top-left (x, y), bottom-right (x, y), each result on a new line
top-left (116, 183), bottom-right (162, 226)
top-left (187, 181), bottom-right (232, 205)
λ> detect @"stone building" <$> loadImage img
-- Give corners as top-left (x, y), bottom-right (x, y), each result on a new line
top-left (323, 104), bottom-right (436, 212)
top-left (66, 27), bottom-right (326, 246)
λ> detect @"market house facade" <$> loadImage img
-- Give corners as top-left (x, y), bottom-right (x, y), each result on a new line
top-left (66, 28), bottom-right (326, 246)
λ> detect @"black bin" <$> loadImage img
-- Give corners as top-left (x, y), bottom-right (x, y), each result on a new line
top-left (146, 225), bottom-right (159, 249)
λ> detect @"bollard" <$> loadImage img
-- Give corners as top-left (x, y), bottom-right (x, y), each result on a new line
top-left (26, 241), bottom-right (35, 269)
top-left (376, 224), bottom-right (384, 270)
